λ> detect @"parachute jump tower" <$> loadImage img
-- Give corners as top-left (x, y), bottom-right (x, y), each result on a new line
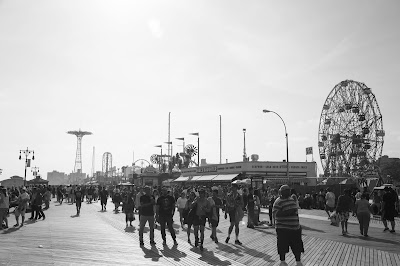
top-left (67, 129), bottom-right (92, 173)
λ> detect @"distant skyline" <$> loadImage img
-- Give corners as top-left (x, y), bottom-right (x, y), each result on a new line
top-left (1, 0), bottom-right (399, 181)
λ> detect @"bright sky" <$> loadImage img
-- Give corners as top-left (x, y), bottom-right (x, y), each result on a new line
top-left (1, 0), bottom-right (399, 181)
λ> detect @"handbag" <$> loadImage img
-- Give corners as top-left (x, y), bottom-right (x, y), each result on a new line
top-left (330, 212), bottom-right (339, 226)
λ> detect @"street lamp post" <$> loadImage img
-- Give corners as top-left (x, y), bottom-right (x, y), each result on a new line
top-left (262, 109), bottom-right (290, 184)
top-left (19, 148), bottom-right (35, 187)
top-left (243, 128), bottom-right (247, 162)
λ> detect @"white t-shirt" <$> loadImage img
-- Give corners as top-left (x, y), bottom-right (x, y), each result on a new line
top-left (326, 192), bottom-right (335, 207)
top-left (176, 197), bottom-right (188, 209)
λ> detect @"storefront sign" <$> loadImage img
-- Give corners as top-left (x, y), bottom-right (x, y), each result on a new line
top-left (196, 166), bottom-right (217, 173)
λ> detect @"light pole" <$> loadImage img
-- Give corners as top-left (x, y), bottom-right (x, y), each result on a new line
top-left (189, 133), bottom-right (200, 166)
top-left (262, 109), bottom-right (290, 184)
top-left (243, 128), bottom-right (247, 162)
top-left (220, 115), bottom-right (222, 164)
top-left (19, 148), bottom-right (35, 187)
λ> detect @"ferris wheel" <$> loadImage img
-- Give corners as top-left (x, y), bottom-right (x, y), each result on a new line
top-left (318, 80), bottom-right (385, 177)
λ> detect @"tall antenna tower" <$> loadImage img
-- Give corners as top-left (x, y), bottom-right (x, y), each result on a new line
top-left (67, 129), bottom-right (92, 173)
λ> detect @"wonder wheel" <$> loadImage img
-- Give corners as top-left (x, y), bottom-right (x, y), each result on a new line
top-left (318, 80), bottom-right (385, 177)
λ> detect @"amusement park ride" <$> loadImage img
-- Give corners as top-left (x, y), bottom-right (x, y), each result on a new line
top-left (149, 143), bottom-right (199, 173)
top-left (318, 80), bottom-right (385, 183)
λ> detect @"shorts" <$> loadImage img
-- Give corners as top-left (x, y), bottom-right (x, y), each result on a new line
top-left (228, 210), bottom-right (237, 224)
top-left (193, 215), bottom-right (207, 226)
top-left (276, 227), bottom-right (304, 255)
top-left (325, 205), bottom-right (335, 212)
top-left (15, 209), bottom-right (26, 217)
top-left (338, 211), bottom-right (349, 222)
top-left (382, 209), bottom-right (396, 221)
top-left (210, 218), bottom-right (219, 228)
top-left (126, 213), bottom-right (134, 221)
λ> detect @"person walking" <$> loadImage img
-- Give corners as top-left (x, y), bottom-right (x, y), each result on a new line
top-left (382, 187), bottom-right (396, 233)
top-left (184, 191), bottom-right (196, 244)
top-left (43, 188), bottom-right (52, 210)
top-left (336, 189), bottom-right (353, 235)
top-left (325, 188), bottom-right (336, 218)
top-left (354, 193), bottom-right (372, 237)
top-left (99, 187), bottom-right (108, 211)
top-left (208, 187), bottom-right (223, 243)
top-left (156, 187), bottom-right (178, 246)
top-left (74, 186), bottom-right (83, 215)
top-left (269, 189), bottom-right (278, 226)
top-left (113, 189), bottom-right (122, 213)
top-left (247, 187), bottom-right (256, 228)
top-left (176, 192), bottom-right (188, 229)
top-left (192, 188), bottom-right (211, 251)
top-left (33, 189), bottom-right (45, 220)
top-left (273, 185), bottom-right (304, 266)
top-left (0, 187), bottom-right (10, 229)
top-left (139, 186), bottom-right (156, 246)
top-left (14, 187), bottom-right (30, 227)
top-left (123, 194), bottom-right (135, 227)
top-left (224, 183), bottom-right (244, 245)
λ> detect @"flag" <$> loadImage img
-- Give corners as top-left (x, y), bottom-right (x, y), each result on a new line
top-left (306, 147), bottom-right (313, 155)
top-left (175, 137), bottom-right (184, 140)
top-left (154, 145), bottom-right (162, 148)
top-left (189, 132), bottom-right (199, 136)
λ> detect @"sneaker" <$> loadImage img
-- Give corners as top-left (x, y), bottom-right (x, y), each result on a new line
top-left (234, 240), bottom-right (242, 245)
top-left (150, 241), bottom-right (156, 245)
top-left (210, 235), bottom-right (214, 240)
top-left (225, 237), bottom-right (230, 243)
top-left (384, 228), bottom-right (389, 231)
top-left (20, 223), bottom-right (24, 227)
top-left (364, 234), bottom-right (369, 237)
top-left (214, 237), bottom-right (219, 244)
top-left (390, 230), bottom-right (395, 233)
top-left (187, 238), bottom-right (191, 244)
top-left (13, 224), bottom-right (19, 228)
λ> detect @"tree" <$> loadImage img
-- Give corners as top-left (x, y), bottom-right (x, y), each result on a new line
top-left (380, 161), bottom-right (400, 184)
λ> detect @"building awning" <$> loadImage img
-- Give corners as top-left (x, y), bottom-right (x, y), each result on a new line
top-left (212, 174), bottom-right (239, 181)
top-left (189, 175), bottom-right (203, 181)
top-left (197, 175), bottom-right (218, 181)
top-left (173, 176), bottom-right (189, 182)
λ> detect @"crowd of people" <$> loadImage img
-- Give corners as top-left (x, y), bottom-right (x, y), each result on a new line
top-left (1, 182), bottom-right (399, 266)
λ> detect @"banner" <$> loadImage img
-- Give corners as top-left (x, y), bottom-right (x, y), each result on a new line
top-left (306, 147), bottom-right (313, 155)
top-left (27, 159), bottom-right (31, 167)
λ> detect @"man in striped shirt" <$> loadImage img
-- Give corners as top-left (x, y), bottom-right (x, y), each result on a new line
top-left (272, 185), bottom-right (304, 266)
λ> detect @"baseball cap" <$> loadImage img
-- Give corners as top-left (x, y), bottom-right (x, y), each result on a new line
top-left (279, 185), bottom-right (290, 191)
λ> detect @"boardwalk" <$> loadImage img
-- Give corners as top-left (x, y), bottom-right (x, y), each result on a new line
top-left (1, 199), bottom-right (399, 266)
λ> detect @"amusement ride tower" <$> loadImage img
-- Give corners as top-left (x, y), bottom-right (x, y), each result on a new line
top-left (67, 129), bottom-right (92, 173)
